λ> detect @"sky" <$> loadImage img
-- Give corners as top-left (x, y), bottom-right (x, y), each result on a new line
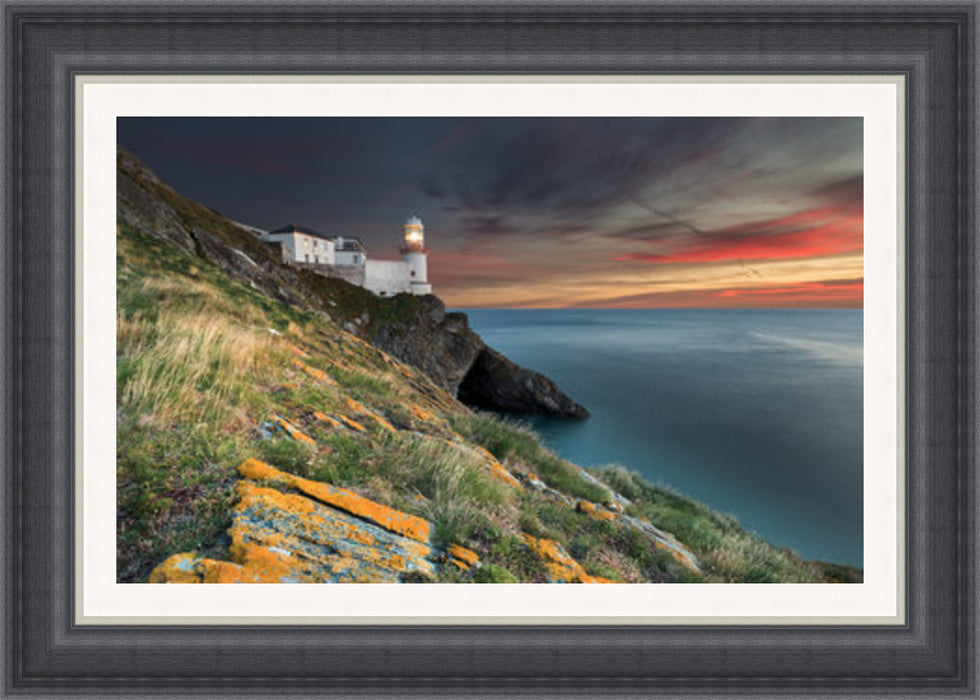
top-left (118, 117), bottom-right (863, 309)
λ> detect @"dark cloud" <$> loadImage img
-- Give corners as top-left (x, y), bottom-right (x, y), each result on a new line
top-left (458, 215), bottom-right (520, 237)
top-left (118, 116), bottom-right (863, 307)
top-left (613, 205), bottom-right (863, 265)
top-left (808, 175), bottom-right (864, 212)
top-left (418, 118), bottom-right (750, 235)
top-left (607, 221), bottom-right (692, 241)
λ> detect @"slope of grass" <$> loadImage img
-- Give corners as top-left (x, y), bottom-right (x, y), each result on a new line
top-left (117, 218), bottom-right (860, 585)
top-left (450, 413), bottom-right (611, 503)
top-left (591, 465), bottom-right (862, 583)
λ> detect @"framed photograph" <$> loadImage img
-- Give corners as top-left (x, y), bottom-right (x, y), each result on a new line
top-left (2, 1), bottom-right (977, 697)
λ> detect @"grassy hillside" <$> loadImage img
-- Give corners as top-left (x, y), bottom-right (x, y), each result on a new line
top-left (117, 218), bottom-right (861, 585)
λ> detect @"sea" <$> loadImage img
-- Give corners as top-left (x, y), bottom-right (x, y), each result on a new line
top-left (461, 308), bottom-right (864, 568)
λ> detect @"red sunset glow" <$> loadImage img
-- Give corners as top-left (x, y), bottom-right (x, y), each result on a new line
top-left (118, 116), bottom-right (864, 309)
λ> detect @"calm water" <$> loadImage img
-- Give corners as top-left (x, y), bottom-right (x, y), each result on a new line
top-left (462, 308), bottom-right (863, 568)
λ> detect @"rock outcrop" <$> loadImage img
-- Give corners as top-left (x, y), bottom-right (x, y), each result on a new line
top-left (457, 347), bottom-right (589, 418)
top-left (369, 297), bottom-right (588, 418)
top-left (117, 146), bottom-right (587, 419)
top-left (148, 459), bottom-right (627, 584)
top-left (150, 459), bottom-right (447, 583)
top-left (518, 534), bottom-right (614, 584)
top-left (137, 300), bottom-right (701, 584)
top-left (368, 297), bottom-right (484, 393)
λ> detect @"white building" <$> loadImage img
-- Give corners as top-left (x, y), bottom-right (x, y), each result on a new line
top-left (334, 236), bottom-right (366, 266)
top-left (262, 224), bottom-right (339, 265)
top-left (260, 216), bottom-right (431, 297)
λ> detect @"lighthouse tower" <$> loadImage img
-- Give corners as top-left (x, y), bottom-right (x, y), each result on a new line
top-left (401, 215), bottom-right (432, 295)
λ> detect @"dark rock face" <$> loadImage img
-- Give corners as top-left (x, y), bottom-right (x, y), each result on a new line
top-left (117, 146), bottom-right (588, 419)
top-left (369, 298), bottom-right (588, 418)
top-left (368, 295), bottom-right (483, 394)
top-left (370, 297), bottom-right (484, 393)
top-left (458, 348), bottom-right (590, 418)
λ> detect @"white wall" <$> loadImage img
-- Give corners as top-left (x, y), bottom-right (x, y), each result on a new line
top-left (260, 233), bottom-right (335, 264)
top-left (401, 251), bottom-right (430, 292)
top-left (261, 232), bottom-right (297, 260)
top-left (335, 249), bottom-right (365, 266)
top-left (260, 232), bottom-right (430, 296)
top-left (401, 251), bottom-right (431, 294)
top-left (364, 260), bottom-right (410, 296)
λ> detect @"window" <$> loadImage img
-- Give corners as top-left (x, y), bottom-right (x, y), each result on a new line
top-left (410, 270), bottom-right (416, 277)
top-left (305, 254), bottom-right (309, 263)
top-left (314, 255), bottom-right (319, 264)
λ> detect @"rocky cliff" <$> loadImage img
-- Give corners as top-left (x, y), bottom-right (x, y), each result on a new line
top-left (369, 298), bottom-right (588, 418)
top-left (117, 146), bottom-right (586, 418)
top-left (116, 173), bottom-right (861, 585)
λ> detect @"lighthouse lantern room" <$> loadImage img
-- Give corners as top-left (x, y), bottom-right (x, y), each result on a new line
top-left (402, 215), bottom-right (426, 252)
top-left (400, 215), bottom-right (432, 294)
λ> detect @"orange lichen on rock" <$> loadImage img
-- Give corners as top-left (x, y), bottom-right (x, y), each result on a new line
top-left (471, 445), bottom-right (496, 462)
top-left (338, 415), bottom-right (367, 432)
top-left (628, 516), bottom-right (701, 575)
top-left (148, 477), bottom-right (438, 583)
top-left (286, 343), bottom-right (310, 359)
top-left (311, 411), bottom-right (344, 429)
top-left (274, 416), bottom-right (315, 445)
top-left (447, 544), bottom-right (480, 570)
top-left (342, 396), bottom-right (396, 432)
top-left (576, 500), bottom-right (618, 522)
top-left (368, 413), bottom-right (396, 432)
top-left (652, 539), bottom-right (701, 575)
top-left (326, 358), bottom-right (356, 373)
top-left (409, 404), bottom-right (435, 422)
top-left (519, 533), bottom-right (610, 583)
top-left (292, 358), bottom-right (337, 385)
top-left (468, 445), bottom-right (522, 488)
top-left (147, 551), bottom-right (282, 584)
top-left (197, 559), bottom-right (265, 583)
top-left (226, 528), bottom-right (298, 581)
top-left (485, 461), bottom-right (521, 488)
top-left (148, 552), bottom-right (207, 583)
top-left (345, 396), bottom-right (367, 414)
top-left (237, 459), bottom-right (431, 543)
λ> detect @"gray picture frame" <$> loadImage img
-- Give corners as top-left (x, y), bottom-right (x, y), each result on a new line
top-left (2, 1), bottom-right (978, 697)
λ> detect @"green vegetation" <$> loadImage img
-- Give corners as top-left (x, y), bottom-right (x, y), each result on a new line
top-left (473, 564), bottom-right (519, 584)
top-left (299, 271), bottom-right (428, 338)
top-left (450, 412), bottom-right (611, 503)
top-left (589, 466), bottom-right (862, 583)
top-left (116, 213), bottom-right (860, 585)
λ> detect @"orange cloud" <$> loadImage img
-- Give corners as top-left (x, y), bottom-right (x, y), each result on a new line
top-left (613, 207), bottom-right (863, 265)
top-left (608, 280), bottom-right (863, 309)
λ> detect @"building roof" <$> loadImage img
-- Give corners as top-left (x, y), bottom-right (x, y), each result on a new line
top-left (335, 237), bottom-right (365, 252)
top-left (268, 224), bottom-right (333, 241)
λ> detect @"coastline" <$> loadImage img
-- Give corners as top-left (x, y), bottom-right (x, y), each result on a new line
top-left (115, 147), bottom-right (862, 584)
top-left (462, 307), bottom-right (864, 568)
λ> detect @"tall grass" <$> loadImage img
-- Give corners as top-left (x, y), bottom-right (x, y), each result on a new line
top-left (591, 465), bottom-right (835, 583)
top-left (365, 433), bottom-right (515, 545)
top-left (118, 309), bottom-right (288, 428)
top-left (115, 215), bottom-right (859, 585)
top-left (451, 412), bottom-right (611, 503)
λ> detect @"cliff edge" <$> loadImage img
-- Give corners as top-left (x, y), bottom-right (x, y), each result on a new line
top-left (116, 146), bottom-right (587, 418)
top-left (369, 298), bottom-right (588, 418)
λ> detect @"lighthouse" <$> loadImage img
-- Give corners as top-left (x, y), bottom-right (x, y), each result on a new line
top-left (401, 215), bottom-right (432, 295)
